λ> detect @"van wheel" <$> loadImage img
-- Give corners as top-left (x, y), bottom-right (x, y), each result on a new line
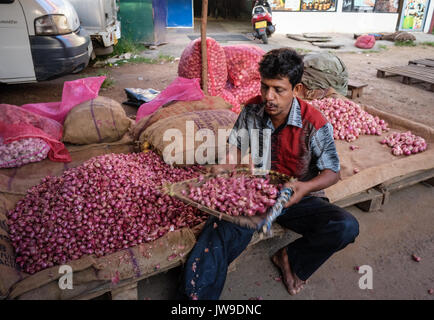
top-left (94, 45), bottom-right (114, 56)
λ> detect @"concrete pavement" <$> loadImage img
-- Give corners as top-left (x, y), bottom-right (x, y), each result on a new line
top-left (148, 18), bottom-right (434, 58)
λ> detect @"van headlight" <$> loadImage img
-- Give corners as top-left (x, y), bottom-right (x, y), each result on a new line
top-left (35, 14), bottom-right (72, 35)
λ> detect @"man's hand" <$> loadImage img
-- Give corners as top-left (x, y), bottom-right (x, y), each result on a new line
top-left (282, 181), bottom-right (310, 208)
top-left (280, 169), bottom-right (340, 208)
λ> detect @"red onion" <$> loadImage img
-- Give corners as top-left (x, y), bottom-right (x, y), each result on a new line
top-left (224, 80), bottom-right (261, 111)
top-left (223, 45), bottom-right (264, 87)
top-left (186, 174), bottom-right (279, 217)
top-left (178, 37), bottom-right (227, 96)
top-left (311, 98), bottom-right (390, 142)
top-left (7, 151), bottom-right (208, 274)
top-left (381, 131), bottom-right (427, 156)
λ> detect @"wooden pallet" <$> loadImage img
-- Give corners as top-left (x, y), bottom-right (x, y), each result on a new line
top-left (376, 65), bottom-right (434, 91)
top-left (333, 167), bottom-right (434, 212)
top-left (408, 58), bottom-right (434, 68)
top-left (286, 34), bottom-right (331, 42)
top-left (375, 168), bottom-right (434, 205)
top-left (302, 33), bottom-right (332, 40)
top-left (312, 42), bottom-right (344, 49)
top-left (334, 188), bottom-right (383, 212)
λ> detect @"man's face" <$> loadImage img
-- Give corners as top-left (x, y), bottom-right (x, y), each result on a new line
top-left (261, 77), bottom-right (300, 118)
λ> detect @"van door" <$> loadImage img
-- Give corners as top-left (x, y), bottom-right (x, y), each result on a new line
top-left (0, 0), bottom-right (36, 83)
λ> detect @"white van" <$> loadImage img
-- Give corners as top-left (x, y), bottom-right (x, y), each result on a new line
top-left (0, 0), bottom-right (93, 84)
top-left (68, 0), bottom-right (121, 56)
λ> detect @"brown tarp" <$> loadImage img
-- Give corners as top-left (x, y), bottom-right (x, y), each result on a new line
top-left (1, 100), bottom-right (433, 299)
top-left (325, 104), bottom-right (434, 202)
top-left (8, 228), bottom-right (195, 300)
top-left (0, 134), bottom-right (199, 299)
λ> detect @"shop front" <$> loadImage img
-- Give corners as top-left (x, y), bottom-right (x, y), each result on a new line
top-left (269, 0), bottom-right (434, 34)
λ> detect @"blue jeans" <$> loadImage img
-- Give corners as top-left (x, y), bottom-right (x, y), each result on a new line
top-left (178, 196), bottom-right (359, 300)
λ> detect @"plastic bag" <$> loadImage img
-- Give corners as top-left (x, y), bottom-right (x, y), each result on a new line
top-left (0, 104), bottom-right (71, 162)
top-left (123, 88), bottom-right (160, 107)
top-left (178, 37), bottom-right (227, 96)
top-left (20, 76), bottom-right (106, 124)
top-left (136, 77), bottom-right (204, 122)
top-left (223, 45), bottom-right (264, 87)
top-left (355, 35), bottom-right (376, 49)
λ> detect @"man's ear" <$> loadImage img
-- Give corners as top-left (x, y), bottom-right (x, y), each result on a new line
top-left (293, 83), bottom-right (304, 97)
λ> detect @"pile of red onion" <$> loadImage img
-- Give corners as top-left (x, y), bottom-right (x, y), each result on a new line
top-left (225, 80), bottom-right (261, 110)
top-left (0, 138), bottom-right (50, 168)
top-left (7, 151), bottom-right (208, 274)
top-left (178, 37), bottom-right (227, 96)
top-left (220, 89), bottom-right (241, 113)
top-left (380, 131), bottom-right (428, 156)
top-left (184, 174), bottom-right (279, 217)
top-left (311, 98), bottom-right (390, 142)
top-left (223, 45), bottom-right (264, 87)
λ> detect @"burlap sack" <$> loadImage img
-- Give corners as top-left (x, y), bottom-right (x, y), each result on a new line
top-left (132, 96), bottom-right (232, 142)
top-left (381, 32), bottom-right (416, 42)
top-left (63, 96), bottom-right (133, 145)
top-left (140, 109), bottom-right (238, 165)
top-left (298, 86), bottom-right (338, 101)
top-left (394, 32), bottom-right (416, 42)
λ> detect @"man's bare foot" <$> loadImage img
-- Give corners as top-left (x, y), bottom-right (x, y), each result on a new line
top-left (271, 248), bottom-right (306, 295)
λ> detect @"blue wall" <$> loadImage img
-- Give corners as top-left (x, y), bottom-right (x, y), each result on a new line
top-left (167, 0), bottom-right (193, 27)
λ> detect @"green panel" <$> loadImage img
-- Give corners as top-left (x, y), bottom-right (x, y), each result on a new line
top-left (118, 0), bottom-right (154, 42)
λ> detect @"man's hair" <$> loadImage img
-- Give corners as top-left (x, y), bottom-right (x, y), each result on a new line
top-left (259, 48), bottom-right (304, 88)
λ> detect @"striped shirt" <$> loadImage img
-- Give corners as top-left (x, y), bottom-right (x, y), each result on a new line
top-left (228, 97), bottom-right (340, 196)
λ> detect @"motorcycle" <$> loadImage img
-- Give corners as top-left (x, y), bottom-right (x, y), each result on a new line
top-left (251, 0), bottom-right (275, 44)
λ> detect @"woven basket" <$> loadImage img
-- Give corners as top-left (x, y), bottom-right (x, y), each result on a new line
top-left (165, 168), bottom-right (295, 229)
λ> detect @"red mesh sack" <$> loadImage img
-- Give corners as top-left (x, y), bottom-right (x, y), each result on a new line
top-left (224, 45), bottom-right (265, 87)
top-left (0, 104), bottom-right (71, 162)
top-left (225, 79), bottom-right (261, 108)
top-left (178, 37), bottom-right (227, 96)
top-left (355, 35), bottom-right (376, 49)
top-left (220, 89), bottom-right (241, 113)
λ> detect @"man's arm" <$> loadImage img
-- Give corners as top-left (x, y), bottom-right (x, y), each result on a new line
top-left (283, 169), bottom-right (339, 208)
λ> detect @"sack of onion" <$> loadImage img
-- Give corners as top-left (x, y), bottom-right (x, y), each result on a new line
top-left (178, 37), bottom-right (227, 96)
top-left (63, 96), bottom-right (132, 145)
top-left (0, 138), bottom-right (50, 169)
